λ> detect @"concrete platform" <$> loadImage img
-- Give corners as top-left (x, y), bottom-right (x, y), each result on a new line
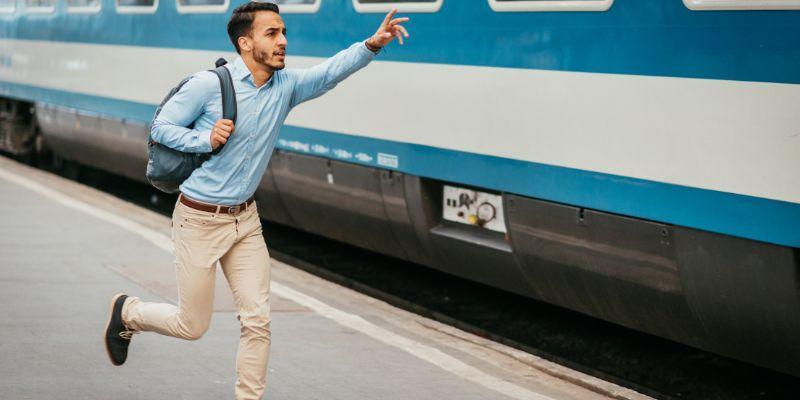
top-left (0, 155), bottom-right (652, 400)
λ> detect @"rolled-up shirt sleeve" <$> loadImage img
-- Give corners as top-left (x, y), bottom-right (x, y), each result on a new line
top-left (287, 41), bottom-right (377, 108)
top-left (150, 71), bottom-right (216, 153)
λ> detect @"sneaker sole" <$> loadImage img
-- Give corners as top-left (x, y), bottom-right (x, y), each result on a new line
top-left (104, 292), bottom-right (126, 366)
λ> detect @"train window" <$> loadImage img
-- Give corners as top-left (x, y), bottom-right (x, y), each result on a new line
top-left (0, 0), bottom-right (15, 13)
top-left (353, 0), bottom-right (442, 13)
top-left (176, 0), bottom-right (228, 13)
top-left (274, 0), bottom-right (321, 13)
top-left (116, 0), bottom-right (158, 13)
top-left (683, 0), bottom-right (800, 10)
top-left (488, 0), bottom-right (614, 12)
top-left (26, 0), bottom-right (56, 13)
top-left (67, 0), bottom-right (101, 13)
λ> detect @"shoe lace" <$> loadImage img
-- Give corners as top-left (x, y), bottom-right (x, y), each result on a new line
top-left (119, 329), bottom-right (140, 340)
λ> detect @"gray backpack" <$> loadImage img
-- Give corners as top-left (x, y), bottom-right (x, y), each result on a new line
top-left (145, 58), bottom-right (237, 193)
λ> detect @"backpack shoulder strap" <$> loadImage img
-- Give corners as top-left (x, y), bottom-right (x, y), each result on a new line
top-left (209, 59), bottom-right (237, 155)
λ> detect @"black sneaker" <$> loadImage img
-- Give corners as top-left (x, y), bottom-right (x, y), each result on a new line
top-left (105, 293), bottom-right (138, 366)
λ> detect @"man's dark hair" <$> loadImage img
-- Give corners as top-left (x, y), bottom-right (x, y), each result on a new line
top-left (227, 1), bottom-right (280, 54)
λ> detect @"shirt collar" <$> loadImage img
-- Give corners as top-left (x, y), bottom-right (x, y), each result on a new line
top-left (229, 56), bottom-right (274, 88)
top-left (229, 56), bottom-right (252, 83)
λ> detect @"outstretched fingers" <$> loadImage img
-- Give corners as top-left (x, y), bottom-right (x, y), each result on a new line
top-left (374, 8), bottom-right (410, 47)
top-left (395, 24), bottom-right (409, 38)
top-left (382, 8), bottom-right (397, 26)
top-left (389, 17), bottom-right (410, 26)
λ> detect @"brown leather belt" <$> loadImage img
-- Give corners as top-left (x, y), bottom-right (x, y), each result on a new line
top-left (179, 193), bottom-right (255, 215)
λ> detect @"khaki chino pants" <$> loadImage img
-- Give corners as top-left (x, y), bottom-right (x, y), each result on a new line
top-left (122, 198), bottom-right (271, 400)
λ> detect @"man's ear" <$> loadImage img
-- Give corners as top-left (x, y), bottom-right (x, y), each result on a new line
top-left (238, 36), bottom-right (251, 53)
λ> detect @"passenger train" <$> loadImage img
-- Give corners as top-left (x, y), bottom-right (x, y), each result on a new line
top-left (1, 0), bottom-right (799, 377)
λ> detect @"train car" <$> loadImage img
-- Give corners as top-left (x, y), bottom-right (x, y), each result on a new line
top-left (1, 0), bottom-right (799, 376)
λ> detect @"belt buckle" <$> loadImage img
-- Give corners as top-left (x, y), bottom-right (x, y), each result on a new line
top-left (227, 205), bottom-right (241, 215)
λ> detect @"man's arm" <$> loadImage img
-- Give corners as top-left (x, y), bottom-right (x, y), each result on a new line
top-left (288, 9), bottom-right (410, 108)
top-left (287, 42), bottom-right (377, 108)
top-left (150, 71), bottom-right (217, 153)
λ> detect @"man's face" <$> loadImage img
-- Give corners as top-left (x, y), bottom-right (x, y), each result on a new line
top-left (243, 11), bottom-right (287, 71)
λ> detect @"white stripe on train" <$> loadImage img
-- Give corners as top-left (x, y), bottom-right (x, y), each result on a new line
top-left (1, 38), bottom-right (799, 205)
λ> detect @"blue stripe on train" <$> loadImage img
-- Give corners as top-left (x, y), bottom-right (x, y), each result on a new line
top-left (1, 0), bottom-right (800, 84)
top-left (0, 82), bottom-right (155, 121)
top-left (4, 81), bottom-right (798, 248)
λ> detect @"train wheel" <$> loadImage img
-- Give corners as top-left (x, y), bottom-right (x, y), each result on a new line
top-left (52, 153), bottom-right (82, 181)
top-left (0, 100), bottom-right (36, 160)
top-left (30, 134), bottom-right (48, 168)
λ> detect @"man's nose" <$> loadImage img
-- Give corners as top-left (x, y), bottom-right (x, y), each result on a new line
top-left (278, 34), bottom-right (288, 47)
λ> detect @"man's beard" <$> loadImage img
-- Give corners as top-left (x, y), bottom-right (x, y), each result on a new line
top-left (254, 48), bottom-right (285, 71)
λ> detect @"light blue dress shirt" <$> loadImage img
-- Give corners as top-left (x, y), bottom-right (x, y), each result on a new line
top-left (151, 41), bottom-right (377, 206)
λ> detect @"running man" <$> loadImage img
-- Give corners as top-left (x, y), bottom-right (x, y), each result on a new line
top-left (104, 2), bottom-right (410, 399)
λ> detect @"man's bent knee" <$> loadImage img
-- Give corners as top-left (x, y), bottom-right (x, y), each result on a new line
top-left (176, 317), bottom-right (211, 341)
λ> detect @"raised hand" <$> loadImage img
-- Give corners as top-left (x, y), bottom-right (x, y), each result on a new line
top-left (211, 119), bottom-right (234, 150)
top-left (366, 9), bottom-right (410, 49)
